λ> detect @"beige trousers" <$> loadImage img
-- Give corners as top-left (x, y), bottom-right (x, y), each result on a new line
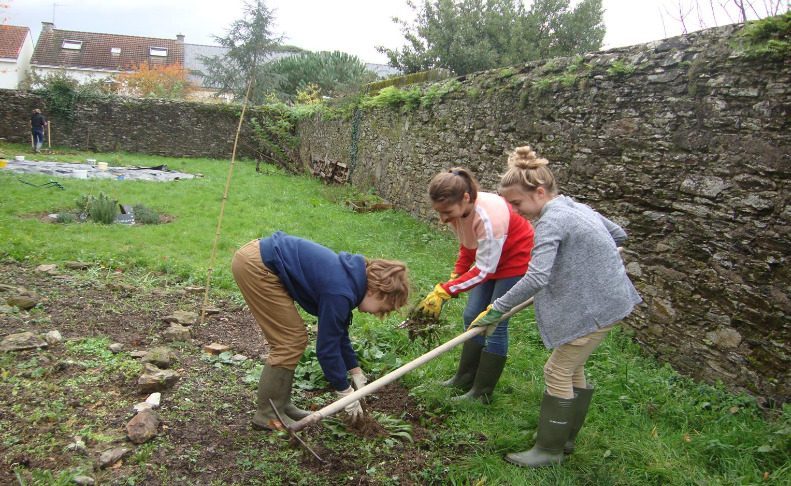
top-left (231, 239), bottom-right (308, 369)
top-left (543, 326), bottom-right (613, 399)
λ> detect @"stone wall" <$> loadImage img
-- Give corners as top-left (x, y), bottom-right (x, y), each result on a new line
top-left (0, 90), bottom-right (264, 159)
top-left (297, 25), bottom-right (790, 405)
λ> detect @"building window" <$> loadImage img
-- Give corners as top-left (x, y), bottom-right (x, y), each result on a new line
top-left (149, 47), bottom-right (168, 57)
top-left (62, 40), bottom-right (83, 50)
top-left (111, 47), bottom-right (121, 56)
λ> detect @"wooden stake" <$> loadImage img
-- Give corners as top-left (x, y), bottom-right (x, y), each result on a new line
top-left (47, 122), bottom-right (51, 149)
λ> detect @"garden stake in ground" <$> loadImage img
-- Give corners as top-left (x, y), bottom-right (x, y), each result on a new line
top-left (270, 296), bottom-right (536, 460)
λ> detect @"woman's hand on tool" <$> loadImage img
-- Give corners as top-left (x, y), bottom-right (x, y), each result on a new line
top-left (336, 386), bottom-right (364, 422)
top-left (417, 284), bottom-right (452, 319)
top-left (470, 304), bottom-right (504, 336)
top-left (349, 368), bottom-right (367, 390)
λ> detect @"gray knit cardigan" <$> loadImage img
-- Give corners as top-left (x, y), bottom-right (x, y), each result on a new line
top-left (493, 195), bottom-right (642, 348)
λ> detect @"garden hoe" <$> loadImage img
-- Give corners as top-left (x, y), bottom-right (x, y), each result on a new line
top-left (270, 296), bottom-right (536, 462)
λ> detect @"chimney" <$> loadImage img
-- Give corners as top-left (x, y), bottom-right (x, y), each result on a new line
top-left (41, 22), bottom-right (54, 33)
top-left (176, 34), bottom-right (185, 43)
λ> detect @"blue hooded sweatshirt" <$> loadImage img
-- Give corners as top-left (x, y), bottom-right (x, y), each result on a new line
top-left (259, 231), bottom-right (366, 391)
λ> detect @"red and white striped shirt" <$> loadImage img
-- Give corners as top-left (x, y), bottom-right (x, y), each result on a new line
top-left (441, 192), bottom-right (534, 296)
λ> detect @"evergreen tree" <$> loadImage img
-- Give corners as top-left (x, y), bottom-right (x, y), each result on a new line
top-left (199, 0), bottom-right (283, 104)
top-left (377, 0), bottom-right (605, 75)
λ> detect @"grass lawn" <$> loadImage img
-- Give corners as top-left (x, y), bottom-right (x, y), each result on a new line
top-left (1, 142), bottom-right (788, 485)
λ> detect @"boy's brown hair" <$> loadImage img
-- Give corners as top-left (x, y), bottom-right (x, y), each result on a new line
top-left (365, 259), bottom-right (410, 312)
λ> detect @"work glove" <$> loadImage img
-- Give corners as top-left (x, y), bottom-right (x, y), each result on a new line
top-left (350, 369), bottom-right (368, 390)
top-left (449, 272), bottom-right (459, 280)
top-left (417, 284), bottom-right (452, 319)
top-left (336, 386), bottom-right (364, 422)
top-left (470, 304), bottom-right (504, 336)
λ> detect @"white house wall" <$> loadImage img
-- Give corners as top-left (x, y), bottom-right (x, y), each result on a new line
top-left (0, 31), bottom-right (34, 89)
top-left (32, 66), bottom-right (119, 84)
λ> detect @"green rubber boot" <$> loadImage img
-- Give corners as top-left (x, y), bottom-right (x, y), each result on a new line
top-left (564, 385), bottom-right (594, 454)
top-left (442, 340), bottom-right (484, 390)
top-left (252, 365), bottom-right (298, 430)
top-left (505, 392), bottom-right (574, 468)
top-left (452, 350), bottom-right (507, 404)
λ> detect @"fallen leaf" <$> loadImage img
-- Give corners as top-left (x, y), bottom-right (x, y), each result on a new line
top-left (683, 433), bottom-right (691, 443)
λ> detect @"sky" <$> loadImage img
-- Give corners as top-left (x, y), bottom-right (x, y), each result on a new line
top-left (3, 0), bottom-right (785, 64)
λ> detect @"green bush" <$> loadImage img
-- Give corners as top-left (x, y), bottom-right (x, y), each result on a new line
top-left (132, 204), bottom-right (160, 225)
top-left (87, 193), bottom-right (118, 225)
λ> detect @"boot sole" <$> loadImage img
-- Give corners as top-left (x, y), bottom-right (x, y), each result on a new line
top-left (504, 453), bottom-right (564, 468)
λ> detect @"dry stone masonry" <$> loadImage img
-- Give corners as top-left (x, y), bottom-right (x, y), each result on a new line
top-left (296, 25), bottom-right (789, 405)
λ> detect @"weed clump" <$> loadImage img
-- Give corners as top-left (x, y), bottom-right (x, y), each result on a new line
top-left (87, 192), bottom-right (118, 224)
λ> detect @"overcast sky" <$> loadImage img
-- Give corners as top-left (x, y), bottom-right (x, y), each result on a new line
top-left (4, 0), bottom-right (783, 64)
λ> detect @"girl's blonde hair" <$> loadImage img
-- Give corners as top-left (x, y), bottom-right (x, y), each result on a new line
top-left (500, 146), bottom-right (558, 194)
top-left (428, 167), bottom-right (480, 204)
top-left (365, 259), bottom-right (410, 312)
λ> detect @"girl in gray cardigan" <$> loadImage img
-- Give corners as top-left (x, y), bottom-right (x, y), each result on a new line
top-left (471, 146), bottom-right (642, 468)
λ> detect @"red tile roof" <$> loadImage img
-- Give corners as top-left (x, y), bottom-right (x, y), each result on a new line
top-left (31, 28), bottom-right (183, 71)
top-left (0, 25), bottom-right (31, 59)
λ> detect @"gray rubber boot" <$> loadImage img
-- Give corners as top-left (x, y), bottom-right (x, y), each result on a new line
top-left (453, 350), bottom-right (507, 404)
top-left (442, 340), bottom-right (485, 390)
top-left (252, 365), bottom-right (297, 430)
top-left (505, 392), bottom-right (574, 468)
top-left (283, 401), bottom-right (311, 420)
top-left (564, 385), bottom-right (594, 454)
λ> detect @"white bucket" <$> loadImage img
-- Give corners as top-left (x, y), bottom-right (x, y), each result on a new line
top-left (73, 169), bottom-right (88, 179)
top-left (15, 155), bottom-right (24, 161)
top-left (97, 162), bottom-right (108, 171)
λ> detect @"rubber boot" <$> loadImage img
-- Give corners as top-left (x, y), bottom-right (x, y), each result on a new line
top-left (452, 350), bottom-right (507, 404)
top-left (505, 392), bottom-right (574, 468)
top-left (442, 340), bottom-right (484, 390)
top-left (252, 365), bottom-right (298, 430)
top-left (283, 401), bottom-right (311, 420)
top-left (564, 385), bottom-right (594, 454)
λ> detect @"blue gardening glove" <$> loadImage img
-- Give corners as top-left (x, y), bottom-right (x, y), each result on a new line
top-left (470, 304), bottom-right (504, 336)
top-left (417, 284), bottom-right (452, 319)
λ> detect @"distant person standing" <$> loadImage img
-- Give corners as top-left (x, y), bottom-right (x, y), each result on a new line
top-left (30, 108), bottom-right (48, 153)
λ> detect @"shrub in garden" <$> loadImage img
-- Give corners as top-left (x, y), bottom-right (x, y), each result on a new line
top-left (87, 193), bottom-right (118, 224)
top-left (133, 204), bottom-right (160, 225)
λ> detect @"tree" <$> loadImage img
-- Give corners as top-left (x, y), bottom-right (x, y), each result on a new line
top-left (660, 0), bottom-right (788, 35)
top-left (268, 51), bottom-right (377, 101)
top-left (377, 0), bottom-right (605, 75)
top-left (115, 64), bottom-right (192, 99)
top-left (199, 0), bottom-right (283, 104)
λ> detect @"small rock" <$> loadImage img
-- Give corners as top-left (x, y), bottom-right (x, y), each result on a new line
top-left (203, 307), bottom-right (221, 316)
top-left (98, 446), bottom-right (131, 468)
top-left (138, 363), bottom-right (179, 393)
top-left (0, 304), bottom-right (15, 314)
top-left (203, 342), bottom-right (230, 355)
top-left (42, 330), bottom-right (63, 345)
top-left (162, 310), bottom-right (198, 326)
top-left (145, 392), bottom-right (161, 408)
top-left (6, 295), bottom-right (38, 310)
top-left (231, 354), bottom-right (248, 362)
top-left (65, 261), bottom-right (91, 270)
top-left (133, 402), bottom-right (154, 413)
top-left (109, 343), bottom-right (124, 353)
top-left (141, 346), bottom-right (175, 368)
top-left (35, 264), bottom-right (58, 274)
top-left (184, 286), bottom-right (205, 294)
top-left (129, 350), bottom-right (148, 359)
top-left (0, 331), bottom-right (48, 352)
top-left (73, 475), bottom-right (95, 485)
top-left (126, 409), bottom-right (160, 444)
top-left (163, 323), bottom-right (191, 342)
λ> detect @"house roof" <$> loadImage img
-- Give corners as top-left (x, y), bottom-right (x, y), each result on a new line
top-left (183, 43), bottom-right (294, 88)
top-left (31, 25), bottom-right (183, 72)
top-left (0, 25), bottom-right (31, 60)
